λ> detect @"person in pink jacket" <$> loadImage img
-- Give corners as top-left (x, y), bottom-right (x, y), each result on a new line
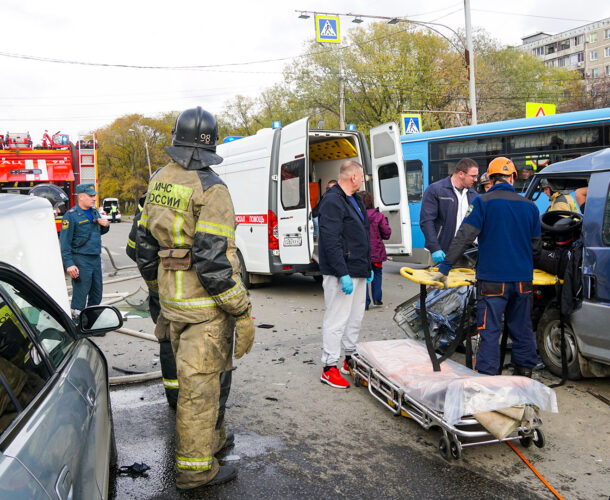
top-left (360, 191), bottom-right (391, 309)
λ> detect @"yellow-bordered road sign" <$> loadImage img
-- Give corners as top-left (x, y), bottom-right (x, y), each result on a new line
top-left (401, 114), bottom-right (422, 135)
top-left (526, 102), bottom-right (556, 118)
top-left (315, 15), bottom-right (340, 43)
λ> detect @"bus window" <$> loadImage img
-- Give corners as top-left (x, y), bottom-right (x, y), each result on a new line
top-left (509, 127), bottom-right (602, 153)
top-left (430, 137), bottom-right (504, 160)
top-left (378, 163), bottom-right (400, 206)
top-left (404, 160), bottom-right (423, 202)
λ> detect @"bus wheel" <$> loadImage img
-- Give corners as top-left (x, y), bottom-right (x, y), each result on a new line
top-left (536, 306), bottom-right (582, 380)
top-left (237, 250), bottom-right (251, 289)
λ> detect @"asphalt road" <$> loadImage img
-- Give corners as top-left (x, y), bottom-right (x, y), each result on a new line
top-left (95, 221), bottom-right (609, 500)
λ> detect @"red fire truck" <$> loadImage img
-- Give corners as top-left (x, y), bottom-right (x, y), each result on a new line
top-left (0, 130), bottom-right (98, 232)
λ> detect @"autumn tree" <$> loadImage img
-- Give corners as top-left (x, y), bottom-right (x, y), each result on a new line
top-left (96, 112), bottom-right (176, 212)
top-left (219, 23), bottom-right (582, 136)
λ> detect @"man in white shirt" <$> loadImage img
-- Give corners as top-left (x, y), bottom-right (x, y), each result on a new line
top-left (420, 158), bottom-right (479, 264)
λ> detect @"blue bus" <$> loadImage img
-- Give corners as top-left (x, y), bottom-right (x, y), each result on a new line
top-left (381, 107), bottom-right (610, 264)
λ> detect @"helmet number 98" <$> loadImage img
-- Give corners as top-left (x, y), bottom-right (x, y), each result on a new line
top-left (200, 133), bottom-right (211, 144)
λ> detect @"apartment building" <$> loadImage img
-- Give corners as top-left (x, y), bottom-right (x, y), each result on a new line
top-left (521, 17), bottom-right (610, 78)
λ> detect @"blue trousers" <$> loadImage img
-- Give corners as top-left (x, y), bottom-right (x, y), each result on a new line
top-left (71, 254), bottom-right (103, 311)
top-left (475, 280), bottom-right (538, 375)
top-left (365, 265), bottom-right (383, 308)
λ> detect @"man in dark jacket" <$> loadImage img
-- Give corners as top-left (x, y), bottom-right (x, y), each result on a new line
top-left (126, 190), bottom-right (178, 410)
top-left (318, 161), bottom-right (373, 389)
top-left (433, 157), bottom-right (541, 377)
top-left (420, 158), bottom-right (478, 263)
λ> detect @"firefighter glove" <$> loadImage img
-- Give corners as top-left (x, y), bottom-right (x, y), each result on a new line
top-left (430, 271), bottom-right (449, 289)
top-left (432, 250), bottom-right (446, 263)
top-left (234, 305), bottom-right (255, 359)
top-left (366, 271), bottom-right (374, 284)
top-left (340, 275), bottom-right (353, 295)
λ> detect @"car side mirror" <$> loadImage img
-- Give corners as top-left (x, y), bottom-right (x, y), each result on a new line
top-left (78, 306), bottom-right (123, 336)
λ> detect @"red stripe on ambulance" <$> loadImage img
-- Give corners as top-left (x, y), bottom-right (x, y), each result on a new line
top-left (235, 214), bottom-right (268, 225)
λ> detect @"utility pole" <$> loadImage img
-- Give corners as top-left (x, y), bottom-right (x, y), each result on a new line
top-left (464, 0), bottom-right (477, 124)
top-left (339, 63), bottom-right (346, 130)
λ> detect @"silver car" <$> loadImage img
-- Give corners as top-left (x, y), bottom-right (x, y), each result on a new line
top-left (0, 261), bottom-right (122, 499)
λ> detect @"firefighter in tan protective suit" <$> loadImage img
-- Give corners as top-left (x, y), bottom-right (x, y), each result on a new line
top-left (135, 107), bottom-right (254, 490)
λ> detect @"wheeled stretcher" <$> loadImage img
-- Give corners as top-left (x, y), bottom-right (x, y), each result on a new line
top-left (349, 267), bottom-right (559, 461)
top-left (352, 339), bottom-right (557, 460)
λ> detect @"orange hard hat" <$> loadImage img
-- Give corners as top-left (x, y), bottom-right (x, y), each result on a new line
top-left (487, 157), bottom-right (518, 178)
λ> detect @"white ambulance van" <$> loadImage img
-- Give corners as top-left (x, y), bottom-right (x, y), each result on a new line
top-left (215, 118), bottom-right (412, 286)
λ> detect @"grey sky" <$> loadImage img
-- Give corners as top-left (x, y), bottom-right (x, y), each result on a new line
top-left (1, 0), bottom-right (608, 143)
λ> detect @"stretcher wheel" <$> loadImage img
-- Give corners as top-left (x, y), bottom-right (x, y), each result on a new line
top-left (519, 431), bottom-right (533, 448)
top-left (450, 440), bottom-right (462, 460)
top-left (354, 376), bottom-right (362, 387)
top-left (438, 436), bottom-right (450, 461)
top-left (533, 429), bottom-right (545, 448)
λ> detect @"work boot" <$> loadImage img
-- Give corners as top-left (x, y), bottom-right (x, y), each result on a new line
top-left (513, 366), bottom-right (533, 378)
top-left (216, 433), bottom-right (235, 455)
top-left (320, 366), bottom-right (350, 389)
top-left (373, 300), bottom-right (383, 306)
top-left (206, 465), bottom-right (237, 486)
top-left (179, 465), bottom-right (238, 490)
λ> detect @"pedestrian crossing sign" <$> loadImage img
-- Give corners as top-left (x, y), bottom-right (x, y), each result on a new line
top-left (316, 15), bottom-right (340, 43)
top-left (401, 114), bottom-right (422, 135)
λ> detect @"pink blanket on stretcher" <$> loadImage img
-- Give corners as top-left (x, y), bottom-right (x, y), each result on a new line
top-left (357, 339), bottom-right (558, 425)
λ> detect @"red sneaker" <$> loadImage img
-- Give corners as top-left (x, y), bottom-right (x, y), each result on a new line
top-left (339, 359), bottom-right (352, 376)
top-left (320, 367), bottom-right (350, 389)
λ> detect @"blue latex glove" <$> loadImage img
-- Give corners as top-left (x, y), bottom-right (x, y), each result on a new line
top-left (340, 275), bottom-right (353, 295)
top-left (432, 250), bottom-right (446, 263)
top-left (366, 270), bottom-right (374, 284)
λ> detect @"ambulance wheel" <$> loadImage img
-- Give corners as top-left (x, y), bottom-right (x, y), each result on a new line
top-left (533, 429), bottom-right (545, 448)
top-left (438, 436), bottom-right (451, 461)
top-left (536, 306), bottom-right (582, 380)
top-left (313, 275), bottom-right (323, 284)
top-left (236, 251), bottom-right (251, 289)
top-left (449, 440), bottom-right (462, 460)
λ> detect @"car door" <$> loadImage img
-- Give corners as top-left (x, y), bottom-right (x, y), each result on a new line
top-left (572, 171), bottom-right (610, 364)
top-left (0, 266), bottom-right (110, 499)
top-left (370, 122), bottom-right (412, 256)
top-left (276, 117), bottom-right (312, 264)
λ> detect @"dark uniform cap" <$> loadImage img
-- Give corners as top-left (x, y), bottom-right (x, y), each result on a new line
top-left (76, 183), bottom-right (97, 195)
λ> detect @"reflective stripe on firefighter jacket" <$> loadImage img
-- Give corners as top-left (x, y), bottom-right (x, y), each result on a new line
top-left (135, 161), bottom-right (250, 323)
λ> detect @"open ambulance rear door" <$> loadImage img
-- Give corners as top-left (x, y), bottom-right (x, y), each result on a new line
top-left (276, 117), bottom-right (313, 264)
top-left (370, 122), bottom-right (412, 256)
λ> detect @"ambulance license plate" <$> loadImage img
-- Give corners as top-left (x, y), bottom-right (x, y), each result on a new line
top-left (283, 235), bottom-right (302, 247)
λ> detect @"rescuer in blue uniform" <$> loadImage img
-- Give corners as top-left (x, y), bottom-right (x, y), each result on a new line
top-left (60, 183), bottom-right (110, 318)
top-left (433, 157), bottom-right (542, 377)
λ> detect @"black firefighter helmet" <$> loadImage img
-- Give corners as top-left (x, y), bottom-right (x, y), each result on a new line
top-left (166, 107), bottom-right (222, 168)
top-left (28, 184), bottom-right (69, 217)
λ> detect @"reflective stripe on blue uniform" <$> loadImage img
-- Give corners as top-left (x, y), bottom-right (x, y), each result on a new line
top-left (60, 204), bottom-right (109, 310)
top-left (475, 280), bottom-right (538, 375)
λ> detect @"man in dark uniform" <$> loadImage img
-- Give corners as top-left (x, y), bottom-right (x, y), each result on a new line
top-left (59, 183), bottom-right (109, 319)
top-left (127, 188), bottom-right (178, 410)
top-left (433, 157), bottom-right (541, 377)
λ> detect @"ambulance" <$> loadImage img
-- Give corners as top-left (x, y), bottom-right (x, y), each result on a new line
top-left (215, 118), bottom-right (413, 286)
